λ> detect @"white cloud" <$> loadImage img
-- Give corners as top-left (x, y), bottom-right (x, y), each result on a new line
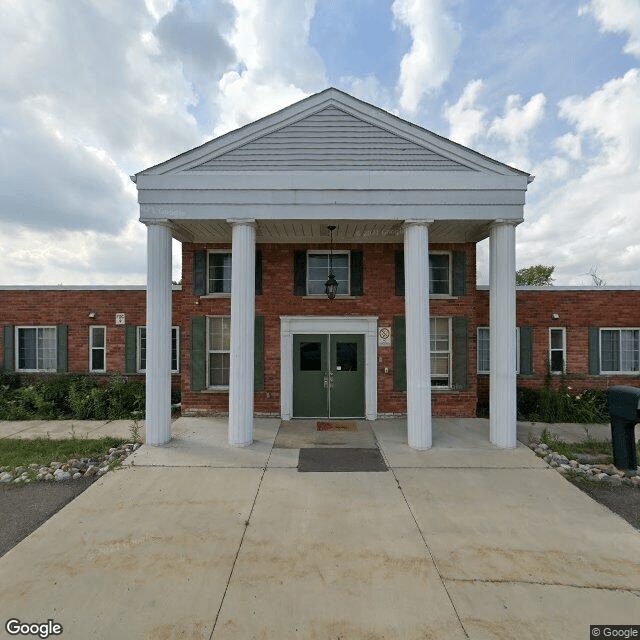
top-left (520, 69), bottom-right (640, 285)
top-left (487, 92), bottom-right (546, 169)
top-left (579, 0), bottom-right (640, 58)
top-left (392, 0), bottom-right (461, 113)
top-left (213, 0), bottom-right (326, 135)
top-left (444, 81), bottom-right (545, 170)
top-left (443, 79), bottom-right (486, 147)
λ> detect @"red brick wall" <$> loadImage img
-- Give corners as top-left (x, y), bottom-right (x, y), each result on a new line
top-left (179, 241), bottom-right (479, 418)
top-left (476, 288), bottom-right (640, 404)
top-left (0, 288), bottom-right (181, 386)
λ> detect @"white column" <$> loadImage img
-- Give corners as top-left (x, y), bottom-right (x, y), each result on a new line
top-left (489, 220), bottom-right (518, 448)
top-left (145, 221), bottom-right (172, 445)
top-left (228, 219), bottom-right (256, 447)
top-left (404, 220), bottom-right (432, 450)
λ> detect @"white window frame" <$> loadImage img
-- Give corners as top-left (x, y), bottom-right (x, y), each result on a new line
top-left (306, 250), bottom-right (350, 297)
top-left (549, 327), bottom-right (566, 374)
top-left (207, 316), bottom-right (231, 389)
top-left (600, 328), bottom-right (640, 374)
top-left (206, 250), bottom-right (232, 295)
top-left (137, 326), bottom-right (180, 373)
top-left (430, 317), bottom-right (451, 388)
top-left (429, 252), bottom-right (451, 297)
top-left (477, 326), bottom-right (520, 374)
top-left (89, 325), bottom-right (107, 372)
top-left (15, 326), bottom-right (57, 372)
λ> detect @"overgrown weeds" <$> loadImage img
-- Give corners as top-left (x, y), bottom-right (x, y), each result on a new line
top-left (0, 372), bottom-right (148, 421)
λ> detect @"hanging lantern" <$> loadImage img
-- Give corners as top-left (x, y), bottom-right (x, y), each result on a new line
top-left (325, 225), bottom-right (338, 300)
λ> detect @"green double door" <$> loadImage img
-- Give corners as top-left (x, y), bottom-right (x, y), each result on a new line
top-left (292, 334), bottom-right (365, 418)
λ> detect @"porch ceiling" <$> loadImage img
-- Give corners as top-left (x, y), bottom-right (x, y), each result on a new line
top-left (170, 219), bottom-right (493, 244)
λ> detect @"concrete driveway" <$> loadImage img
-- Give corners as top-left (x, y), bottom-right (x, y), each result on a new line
top-left (0, 417), bottom-right (638, 639)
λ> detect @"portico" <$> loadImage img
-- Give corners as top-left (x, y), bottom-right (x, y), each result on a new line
top-left (134, 88), bottom-right (531, 449)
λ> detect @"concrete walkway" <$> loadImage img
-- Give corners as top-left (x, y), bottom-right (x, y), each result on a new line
top-left (0, 418), bottom-right (638, 639)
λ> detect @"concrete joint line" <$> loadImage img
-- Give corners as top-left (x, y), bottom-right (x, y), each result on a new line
top-left (209, 442), bottom-right (276, 639)
top-left (447, 577), bottom-right (640, 594)
top-left (389, 466), bottom-right (470, 639)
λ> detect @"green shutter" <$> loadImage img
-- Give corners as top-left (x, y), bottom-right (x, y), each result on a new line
top-left (255, 249), bottom-right (263, 296)
top-left (452, 317), bottom-right (469, 389)
top-left (350, 251), bottom-right (363, 296)
top-left (124, 325), bottom-right (137, 374)
top-left (452, 251), bottom-right (467, 297)
top-left (395, 250), bottom-right (405, 296)
top-left (56, 325), bottom-right (68, 373)
top-left (293, 251), bottom-right (307, 296)
top-left (519, 326), bottom-right (533, 375)
top-left (191, 316), bottom-right (206, 391)
top-left (2, 325), bottom-right (14, 371)
top-left (254, 315), bottom-right (265, 391)
top-left (193, 250), bottom-right (206, 296)
top-left (394, 316), bottom-right (407, 392)
top-left (588, 326), bottom-right (600, 375)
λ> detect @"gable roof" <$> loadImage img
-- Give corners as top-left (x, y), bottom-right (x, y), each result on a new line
top-left (135, 88), bottom-right (531, 178)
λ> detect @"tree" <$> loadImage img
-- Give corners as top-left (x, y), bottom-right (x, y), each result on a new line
top-left (515, 265), bottom-right (555, 286)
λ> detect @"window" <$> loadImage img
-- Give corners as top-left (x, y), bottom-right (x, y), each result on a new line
top-left (429, 253), bottom-right (450, 295)
top-left (137, 327), bottom-right (180, 373)
top-left (600, 329), bottom-right (640, 373)
top-left (16, 327), bottom-right (57, 372)
top-left (477, 327), bottom-right (521, 374)
top-left (549, 328), bottom-right (566, 373)
top-left (90, 326), bottom-right (106, 372)
top-left (208, 251), bottom-right (232, 294)
top-left (430, 317), bottom-right (451, 387)
top-left (307, 251), bottom-right (350, 296)
top-left (207, 316), bottom-right (231, 387)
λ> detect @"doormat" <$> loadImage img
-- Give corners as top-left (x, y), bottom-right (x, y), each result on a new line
top-left (298, 448), bottom-right (388, 472)
top-left (316, 421), bottom-right (358, 432)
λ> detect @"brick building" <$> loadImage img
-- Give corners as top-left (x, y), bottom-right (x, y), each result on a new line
top-left (3, 89), bottom-right (637, 450)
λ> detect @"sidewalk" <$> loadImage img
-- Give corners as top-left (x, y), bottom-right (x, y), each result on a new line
top-left (0, 417), bottom-right (638, 639)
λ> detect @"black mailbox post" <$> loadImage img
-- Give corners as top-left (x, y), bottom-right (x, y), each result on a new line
top-left (607, 386), bottom-right (640, 471)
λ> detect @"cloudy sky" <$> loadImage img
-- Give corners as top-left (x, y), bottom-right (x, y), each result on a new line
top-left (1, 0), bottom-right (639, 286)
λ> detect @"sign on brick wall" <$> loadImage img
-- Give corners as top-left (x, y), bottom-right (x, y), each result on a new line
top-left (378, 327), bottom-right (391, 347)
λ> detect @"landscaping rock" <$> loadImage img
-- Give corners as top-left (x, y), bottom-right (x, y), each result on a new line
top-left (0, 472), bottom-right (13, 484)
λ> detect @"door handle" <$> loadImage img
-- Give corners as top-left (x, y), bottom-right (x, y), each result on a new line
top-left (323, 372), bottom-right (334, 390)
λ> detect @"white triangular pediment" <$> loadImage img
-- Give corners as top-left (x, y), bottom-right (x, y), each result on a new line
top-left (190, 106), bottom-right (473, 172)
top-left (139, 89), bottom-right (528, 177)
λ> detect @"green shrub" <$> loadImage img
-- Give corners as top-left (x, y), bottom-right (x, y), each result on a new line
top-left (517, 385), bottom-right (608, 423)
top-left (0, 373), bottom-right (146, 420)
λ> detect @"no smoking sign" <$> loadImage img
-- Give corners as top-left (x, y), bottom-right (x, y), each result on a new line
top-left (378, 326), bottom-right (391, 347)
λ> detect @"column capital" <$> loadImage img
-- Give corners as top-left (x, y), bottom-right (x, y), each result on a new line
top-left (226, 218), bottom-right (257, 228)
top-left (490, 218), bottom-right (523, 229)
top-left (403, 219), bottom-right (434, 229)
top-left (143, 219), bottom-right (174, 230)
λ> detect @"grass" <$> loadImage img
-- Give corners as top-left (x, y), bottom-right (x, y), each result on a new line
top-left (537, 427), bottom-right (640, 464)
top-left (0, 437), bottom-right (126, 471)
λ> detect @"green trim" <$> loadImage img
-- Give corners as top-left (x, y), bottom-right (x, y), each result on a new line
top-left (588, 326), bottom-right (600, 375)
top-left (193, 250), bottom-right (206, 296)
top-left (350, 251), bottom-right (363, 296)
top-left (2, 325), bottom-right (14, 371)
top-left (451, 317), bottom-right (469, 389)
top-left (293, 251), bottom-right (306, 296)
top-left (255, 249), bottom-right (263, 295)
top-left (254, 316), bottom-right (265, 391)
top-left (519, 326), bottom-right (533, 375)
top-left (395, 251), bottom-right (404, 296)
top-left (394, 316), bottom-right (406, 392)
top-left (124, 325), bottom-right (137, 374)
top-left (191, 316), bottom-right (206, 391)
top-left (452, 251), bottom-right (466, 297)
top-left (56, 325), bottom-right (68, 373)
